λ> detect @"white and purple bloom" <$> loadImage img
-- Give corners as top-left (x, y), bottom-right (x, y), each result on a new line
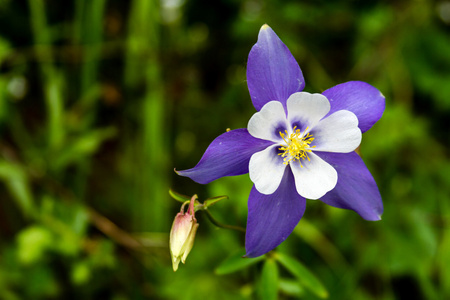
top-left (177, 25), bottom-right (384, 257)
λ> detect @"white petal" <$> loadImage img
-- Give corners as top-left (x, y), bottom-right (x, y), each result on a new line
top-left (290, 152), bottom-right (337, 200)
top-left (248, 101), bottom-right (289, 142)
top-left (286, 92), bottom-right (330, 130)
top-left (249, 145), bottom-right (286, 195)
top-left (312, 110), bottom-right (362, 153)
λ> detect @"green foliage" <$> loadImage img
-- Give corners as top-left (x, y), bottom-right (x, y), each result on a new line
top-left (16, 225), bottom-right (53, 265)
top-left (0, 0), bottom-right (449, 299)
top-left (259, 258), bottom-right (279, 300)
top-left (0, 161), bottom-right (35, 218)
top-left (215, 249), bottom-right (264, 275)
top-left (275, 252), bottom-right (328, 299)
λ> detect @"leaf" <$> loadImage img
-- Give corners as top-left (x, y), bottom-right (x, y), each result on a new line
top-left (293, 219), bottom-right (347, 267)
top-left (215, 249), bottom-right (264, 275)
top-left (0, 36), bottom-right (12, 63)
top-left (275, 252), bottom-right (328, 298)
top-left (52, 127), bottom-right (116, 170)
top-left (0, 161), bottom-right (35, 218)
top-left (278, 278), bottom-right (304, 297)
top-left (168, 189), bottom-right (191, 203)
top-left (259, 258), bottom-right (279, 300)
top-left (71, 260), bottom-right (91, 286)
top-left (16, 225), bottom-right (53, 265)
top-left (203, 195), bottom-right (228, 208)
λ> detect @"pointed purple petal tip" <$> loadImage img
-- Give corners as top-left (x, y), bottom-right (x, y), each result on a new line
top-left (316, 152), bottom-right (383, 221)
top-left (245, 168), bottom-right (306, 257)
top-left (176, 129), bottom-right (272, 184)
top-left (247, 24), bottom-right (305, 112)
top-left (261, 24), bottom-right (270, 30)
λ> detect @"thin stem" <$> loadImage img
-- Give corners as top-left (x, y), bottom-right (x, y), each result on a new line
top-left (88, 207), bottom-right (146, 251)
top-left (28, 0), bottom-right (64, 151)
top-left (204, 210), bottom-right (246, 233)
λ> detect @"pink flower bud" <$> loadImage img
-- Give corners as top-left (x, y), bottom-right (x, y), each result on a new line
top-left (170, 195), bottom-right (199, 271)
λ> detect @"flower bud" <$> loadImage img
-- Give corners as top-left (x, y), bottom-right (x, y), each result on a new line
top-left (170, 195), bottom-right (199, 271)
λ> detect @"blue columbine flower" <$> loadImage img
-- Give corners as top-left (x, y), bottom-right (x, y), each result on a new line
top-left (177, 24), bottom-right (384, 257)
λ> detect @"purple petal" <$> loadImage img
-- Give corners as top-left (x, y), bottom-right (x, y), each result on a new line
top-left (247, 25), bottom-right (305, 112)
top-left (316, 151), bottom-right (383, 221)
top-left (176, 129), bottom-right (272, 184)
top-left (322, 81), bottom-right (385, 133)
top-left (245, 167), bottom-right (306, 257)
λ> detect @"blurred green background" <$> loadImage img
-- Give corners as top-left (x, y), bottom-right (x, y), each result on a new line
top-left (0, 0), bottom-right (449, 299)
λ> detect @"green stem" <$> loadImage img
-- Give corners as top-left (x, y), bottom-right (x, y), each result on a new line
top-left (204, 210), bottom-right (246, 233)
top-left (28, 0), bottom-right (64, 151)
top-left (125, 0), bottom-right (169, 231)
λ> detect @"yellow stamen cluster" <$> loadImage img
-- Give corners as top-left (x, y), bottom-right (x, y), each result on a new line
top-left (278, 126), bottom-right (315, 167)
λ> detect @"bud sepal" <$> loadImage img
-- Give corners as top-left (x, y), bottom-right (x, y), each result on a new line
top-left (170, 195), bottom-right (199, 272)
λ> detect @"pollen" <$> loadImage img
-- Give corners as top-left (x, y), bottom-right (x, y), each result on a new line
top-left (278, 126), bottom-right (315, 167)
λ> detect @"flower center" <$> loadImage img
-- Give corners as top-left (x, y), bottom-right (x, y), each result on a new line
top-left (278, 126), bottom-right (315, 167)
